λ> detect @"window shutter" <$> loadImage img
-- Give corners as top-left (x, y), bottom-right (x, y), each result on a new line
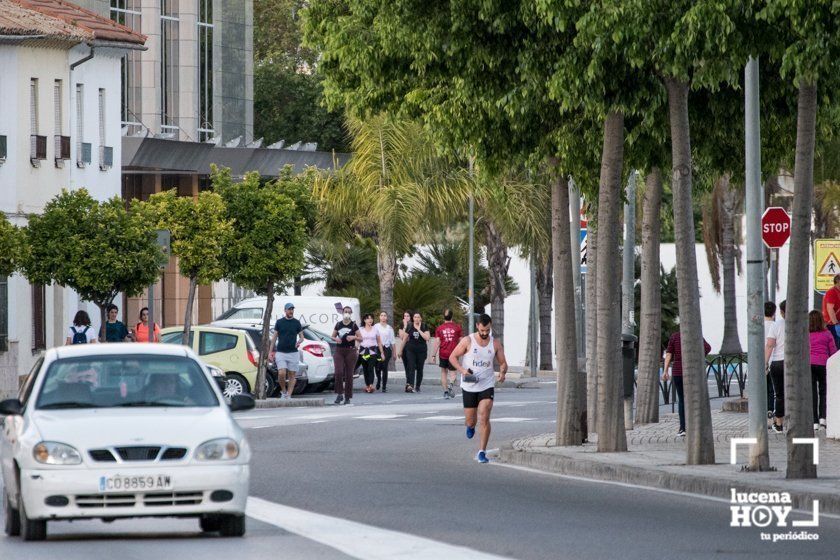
top-left (76, 84), bottom-right (84, 163)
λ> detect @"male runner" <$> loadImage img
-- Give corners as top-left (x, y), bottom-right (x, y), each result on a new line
top-left (448, 314), bottom-right (507, 463)
top-left (434, 308), bottom-right (462, 399)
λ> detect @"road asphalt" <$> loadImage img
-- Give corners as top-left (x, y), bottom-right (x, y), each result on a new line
top-left (3, 381), bottom-right (840, 559)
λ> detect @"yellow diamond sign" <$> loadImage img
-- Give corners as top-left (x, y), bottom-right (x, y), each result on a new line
top-left (814, 239), bottom-right (840, 292)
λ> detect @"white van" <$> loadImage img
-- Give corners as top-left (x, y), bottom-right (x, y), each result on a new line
top-left (215, 295), bottom-right (362, 334)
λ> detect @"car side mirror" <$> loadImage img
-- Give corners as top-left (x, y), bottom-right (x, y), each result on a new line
top-left (0, 399), bottom-right (23, 416)
top-left (229, 394), bottom-right (255, 412)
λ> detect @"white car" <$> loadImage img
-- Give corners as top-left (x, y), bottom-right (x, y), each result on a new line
top-left (0, 343), bottom-right (254, 541)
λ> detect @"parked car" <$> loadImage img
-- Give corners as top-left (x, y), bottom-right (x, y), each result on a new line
top-left (210, 321), bottom-right (328, 393)
top-left (0, 343), bottom-right (254, 541)
top-left (214, 295), bottom-right (361, 335)
top-left (159, 326), bottom-right (307, 398)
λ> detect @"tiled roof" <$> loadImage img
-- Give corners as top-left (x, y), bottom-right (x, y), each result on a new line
top-left (0, 0), bottom-right (145, 45)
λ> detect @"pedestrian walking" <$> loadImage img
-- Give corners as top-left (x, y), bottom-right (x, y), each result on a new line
top-left (331, 306), bottom-right (360, 405)
top-left (809, 310), bottom-right (836, 432)
top-left (269, 302), bottom-right (304, 400)
top-left (359, 313), bottom-right (384, 393)
top-left (433, 308), bottom-right (462, 399)
top-left (135, 307), bottom-right (160, 343)
top-left (66, 310), bottom-right (98, 345)
top-left (448, 314), bottom-right (508, 463)
top-left (662, 327), bottom-right (712, 437)
top-left (764, 301), bottom-right (777, 418)
top-left (399, 311), bottom-right (430, 393)
top-left (374, 312), bottom-right (394, 392)
top-left (822, 274), bottom-right (840, 348)
top-left (103, 304), bottom-right (129, 342)
top-left (764, 300), bottom-right (786, 432)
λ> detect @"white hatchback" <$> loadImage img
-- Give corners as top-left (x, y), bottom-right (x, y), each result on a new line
top-left (0, 343), bottom-right (254, 541)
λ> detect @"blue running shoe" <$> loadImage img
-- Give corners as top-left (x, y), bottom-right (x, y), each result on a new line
top-left (476, 451), bottom-right (489, 463)
top-left (466, 425), bottom-right (475, 439)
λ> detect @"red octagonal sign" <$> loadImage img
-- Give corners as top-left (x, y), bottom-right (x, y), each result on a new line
top-left (762, 207), bottom-right (791, 248)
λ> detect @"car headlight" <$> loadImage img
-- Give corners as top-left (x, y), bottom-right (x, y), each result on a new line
top-left (33, 442), bottom-right (82, 465)
top-left (195, 438), bottom-right (240, 461)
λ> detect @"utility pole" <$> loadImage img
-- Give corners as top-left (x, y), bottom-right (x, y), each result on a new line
top-left (745, 56), bottom-right (770, 470)
top-left (622, 171), bottom-right (637, 429)
top-left (468, 157), bottom-right (476, 335)
top-left (528, 253), bottom-right (538, 377)
top-left (570, 179), bottom-right (584, 362)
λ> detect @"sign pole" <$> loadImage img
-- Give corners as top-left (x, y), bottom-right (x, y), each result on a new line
top-left (745, 56), bottom-right (770, 471)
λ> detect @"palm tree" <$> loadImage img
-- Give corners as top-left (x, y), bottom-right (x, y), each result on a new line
top-left (701, 174), bottom-right (743, 355)
top-left (313, 114), bottom-right (471, 323)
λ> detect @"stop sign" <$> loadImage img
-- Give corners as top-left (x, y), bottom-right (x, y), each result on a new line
top-left (762, 207), bottom-right (791, 248)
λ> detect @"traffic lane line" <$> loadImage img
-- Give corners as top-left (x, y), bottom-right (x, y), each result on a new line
top-left (246, 496), bottom-right (511, 560)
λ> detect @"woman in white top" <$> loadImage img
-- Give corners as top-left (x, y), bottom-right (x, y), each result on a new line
top-left (374, 311), bottom-right (395, 392)
top-left (65, 310), bottom-right (98, 345)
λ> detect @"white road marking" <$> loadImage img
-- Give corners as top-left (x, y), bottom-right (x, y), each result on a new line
top-left (492, 417), bottom-right (535, 423)
top-left (355, 414), bottom-right (407, 420)
top-left (417, 415), bottom-right (464, 421)
top-left (489, 463), bottom-right (840, 520)
top-left (246, 496), bottom-right (511, 560)
top-left (247, 425), bottom-right (271, 429)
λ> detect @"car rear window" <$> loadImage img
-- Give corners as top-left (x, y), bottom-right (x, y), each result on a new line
top-left (199, 332), bottom-right (239, 355)
top-left (35, 355), bottom-right (219, 409)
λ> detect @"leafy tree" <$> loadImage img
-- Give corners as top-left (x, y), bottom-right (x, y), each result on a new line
top-left (213, 165), bottom-right (314, 399)
top-left (760, 0), bottom-right (840, 479)
top-left (0, 215), bottom-right (24, 278)
top-left (21, 189), bottom-right (163, 339)
top-left (140, 190), bottom-right (234, 345)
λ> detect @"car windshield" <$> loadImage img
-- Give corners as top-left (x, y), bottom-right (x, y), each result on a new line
top-left (35, 355), bottom-right (219, 409)
top-left (216, 307), bottom-right (263, 321)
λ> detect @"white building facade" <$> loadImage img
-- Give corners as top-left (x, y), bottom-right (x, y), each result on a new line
top-left (0, 0), bottom-right (146, 397)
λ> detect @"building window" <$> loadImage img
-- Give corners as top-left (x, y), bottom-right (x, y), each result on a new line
top-left (30, 78), bottom-right (46, 164)
top-left (0, 276), bottom-right (7, 352)
top-left (32, 284), bottom-right (45, 352)
top-left (110, 0), bottom-right (142, 135)
top-left (99, 88), bottom-right (106, 147)
top-left (197, 0), bottom-right (214, 142)
top-left (54, 80), bottom-right (62, 137)
top-left (76, 83), bottom-right (84, 165)
top-left (161, 0), bottom-right (180, 136)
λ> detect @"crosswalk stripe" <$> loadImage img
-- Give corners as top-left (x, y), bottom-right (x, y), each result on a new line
top-left (355, 414), bottom-right (407, 420)
top-left (246, 496), bottom-right (511, 560)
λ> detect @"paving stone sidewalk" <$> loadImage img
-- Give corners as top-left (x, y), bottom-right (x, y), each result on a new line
top-left (500, 409), bottom-right (840, 514)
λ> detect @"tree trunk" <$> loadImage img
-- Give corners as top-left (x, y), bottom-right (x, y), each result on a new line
top-left (595, 111), bottom-right (627, 452)
top-left (585, 215), bottom-right (598, 434)
top-left (666, 77), bottom-right (715, 465)
top-left (256, 281), bottom-right (275, 400)
top-left (536, 248), bottom-right (554, 371)
top-left (98, 303), bottom-right (108, 342)
top-left (552, 173), bottom-right (583, 445)
top-left (719, 175), bottom-right (743, 355)
top-left (377, 249), bottom-right (397, 320)
top-left (485, 218), bottom-right (508, 343)
top-left (813, 198), bottom-right (828, 310)
top-left (786, 82), bottom-right (818, 479)
top-left (182, 276), bottom-right (197, 346)
top-left (636, 168), bottom-right (663, 425)
top-left (293, 276), bottom-right (302, 296)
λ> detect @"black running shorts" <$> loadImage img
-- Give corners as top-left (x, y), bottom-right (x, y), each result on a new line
top-left (439, 357), bottom-right (457, 371)
top-left (462, 388), bottom-right (494, 409)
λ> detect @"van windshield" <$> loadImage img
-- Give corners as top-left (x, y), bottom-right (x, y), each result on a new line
top-left (36, 355), bottom-right (219, 409)
top-left (216, 307), bottom-right (263, 321)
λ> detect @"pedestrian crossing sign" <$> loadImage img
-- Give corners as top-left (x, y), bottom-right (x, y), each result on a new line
top-left (814, 239), bottom-right (840, 292)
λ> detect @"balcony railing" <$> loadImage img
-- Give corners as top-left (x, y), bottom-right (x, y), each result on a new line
top-left (30, 134), bottom-right (46, 166)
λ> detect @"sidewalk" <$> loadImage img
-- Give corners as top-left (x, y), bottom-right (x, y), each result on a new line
top-left (500, 409), bottom-right (840, 514)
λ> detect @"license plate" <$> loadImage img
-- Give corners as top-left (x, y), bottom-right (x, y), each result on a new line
top-left (98, 474), bottom-right (172, 493)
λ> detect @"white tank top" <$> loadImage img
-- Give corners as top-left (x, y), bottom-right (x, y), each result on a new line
top-left (461, 333), bottom-right (496, 393)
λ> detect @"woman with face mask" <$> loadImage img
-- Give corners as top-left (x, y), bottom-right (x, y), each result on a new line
top-left (374, 311), bottom-right (395, 392)
top-left (359, 313), bottom-right (385, 393)
top-left (398, 311), bottom-right (431, 392)
top-left (331, 306), bottom-right (361, 405)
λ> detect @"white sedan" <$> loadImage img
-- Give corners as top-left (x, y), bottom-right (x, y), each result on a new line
top-left (0, 343), bottom-right (254, 541)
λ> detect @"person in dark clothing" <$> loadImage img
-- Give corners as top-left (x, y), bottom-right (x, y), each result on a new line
top-left (662, 328), bottom-right (712, 436)
top-left (103, 304), bottom-right (129, 342)
top-left (331, 306), bottom-right (360, 405)
top-left (269, 302), bottom-right (304, 400)
top-left (765, 300), bottom-right (786, 432)
top-left (763, 301), bottom-right (777, 418)
top-left (398, 311), bottom-right (431, 393)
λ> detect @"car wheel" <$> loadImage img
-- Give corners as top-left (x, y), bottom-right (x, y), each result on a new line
top-left (223, 373), bottom-right (250, 399)
top-left (199, 514), bottom-right (221, 533)
top-left (4, 491), bottom-right (20, 537)
top-left (264, 374), bottom-right (278, 398)
top-left (18, 494), bottom-right (46, 541)
top-left (218, 513), bottom-right (246, 537)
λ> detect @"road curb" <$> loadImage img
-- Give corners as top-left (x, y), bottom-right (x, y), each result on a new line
top-left (498, 446), bottom-right (840, 515)
top-left (255, 397), bottom-right (324, 408)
